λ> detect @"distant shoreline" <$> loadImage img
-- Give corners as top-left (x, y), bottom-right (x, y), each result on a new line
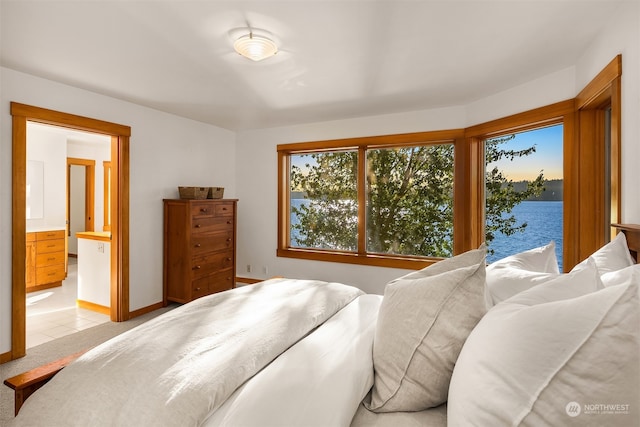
top-left (291, 179), bottom-right (564, 202)
top-left (512, 178), bottom-right (563, 201)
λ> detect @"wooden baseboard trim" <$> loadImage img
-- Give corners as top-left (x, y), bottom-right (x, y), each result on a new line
top-left (0, 350), bottom-right (12, 364)
top-left (76, 299), bottom-right (110, 315)
top-left (129, 302), bottom-right (164, 319)
top-left (26, 281), bottom-right (62, 293)
top-left (235, 276), bottom-right (263, 285)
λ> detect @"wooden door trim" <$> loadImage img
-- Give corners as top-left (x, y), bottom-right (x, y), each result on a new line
top-left (10, 102), bottom-right (130, 361)
top-left (67, 158), bottom-right (96, 234)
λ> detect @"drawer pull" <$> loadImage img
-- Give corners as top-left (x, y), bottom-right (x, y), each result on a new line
top-left (200, 208), bottom-right (209, 213)
top-left (194, 287), bottom-right (201, 291)
top-left (222, 207), bottom-right (228, 211)
top-left (193, 265), bottom-right (201, 270)
top-left (226, 221), bottom-right (231, 225)
top-left (226, 257), bottom-right (231, 261)
top-left (195, 243), bottom-right (201, 248)
top-left (226, 238), bottom-right (232, 242)
top-left (195, 224), bottom-right (201, 228)
top-left (48, 257), bottom-right (55, 261)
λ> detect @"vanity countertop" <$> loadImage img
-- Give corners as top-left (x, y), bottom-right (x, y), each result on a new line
top-left (26, 225), bottom-right (66, 233)
top-left (76, 231), bottom-right (111, 241)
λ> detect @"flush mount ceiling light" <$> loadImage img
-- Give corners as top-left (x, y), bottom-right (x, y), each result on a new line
top-left (233, 31), bottom-right (278, 62)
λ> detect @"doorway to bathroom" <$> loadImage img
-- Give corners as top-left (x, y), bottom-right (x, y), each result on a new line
top-left (10, 102), bottom-right (131, 360)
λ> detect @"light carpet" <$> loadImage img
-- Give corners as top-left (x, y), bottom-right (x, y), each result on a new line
top-left (0, 305), bottom-right (176, 423)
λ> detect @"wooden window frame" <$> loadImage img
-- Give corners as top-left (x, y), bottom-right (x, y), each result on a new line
top-left (277, 56), bottom-right (622, 272)
top-left (466, 100), bottom-right (576, 268)
top-left (277, 129), bottom-right (466, 270)
top-left (573, 55), bottom-right (622, 265)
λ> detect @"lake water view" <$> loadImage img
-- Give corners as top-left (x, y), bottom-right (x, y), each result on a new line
top-left (488, 201), bottom-right (563, 270)
top-left (291, 199), bottom-right (563, 270)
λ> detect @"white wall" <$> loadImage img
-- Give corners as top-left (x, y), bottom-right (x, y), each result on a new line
top-left (0, 68), bottom-right (237, 354)
top-left (235, 1), bottom-right (640, 295)
top-left (25, 124), bottom-right (67, 231)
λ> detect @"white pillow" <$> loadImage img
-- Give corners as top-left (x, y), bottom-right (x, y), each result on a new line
top-left (485, 241), bottom-right (560, 307)
top-left (367, 246), bottom-right (486, 412)
top-left (448, 261), bottom-right (638, 426)
top-left (488, 241), bottom-right (559, 273)
top-left (601, 264), bottom-right (640, 287)
top-left (387, 243), bottom-right (486, 283)
top-left (576, 231), bottom-right (635, 275)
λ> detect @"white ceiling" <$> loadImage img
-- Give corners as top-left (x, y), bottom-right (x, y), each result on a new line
top-left (0, 1), bottom-right (625, 131)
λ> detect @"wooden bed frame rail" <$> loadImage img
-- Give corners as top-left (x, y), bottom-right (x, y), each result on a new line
top-left (3, 349), bottom-right (88, 415)
top-left (613, 224), bottom-right (640, 263)
top-left (3, 225), bottom-right (640, 416)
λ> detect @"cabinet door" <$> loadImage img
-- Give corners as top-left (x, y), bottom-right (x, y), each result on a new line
top-left (36, 264), bottom-right (66, 285)
top-left (36, 238), bottom-right (65, 254)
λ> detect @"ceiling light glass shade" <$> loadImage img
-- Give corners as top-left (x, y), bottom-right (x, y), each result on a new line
top-left (233, 33), bottom-right (278, 61)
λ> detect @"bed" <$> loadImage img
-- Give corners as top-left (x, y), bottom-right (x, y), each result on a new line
top-left (6, 225), bottom-right (640, 426)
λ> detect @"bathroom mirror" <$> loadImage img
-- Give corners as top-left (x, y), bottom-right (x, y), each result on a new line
top-left (26, 160), bottom-right (44, 219)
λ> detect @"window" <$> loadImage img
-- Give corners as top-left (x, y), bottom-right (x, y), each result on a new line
top-left (365, 144), bottom-right (454, 257)
top-left (290, 150), bottom-right (358, 251)
top-left (484, 125), bottom-right (564, 269)
top-left (278, 131), bottom-right (463, 269)
top-left (278, 57), bottom-right (621, 272)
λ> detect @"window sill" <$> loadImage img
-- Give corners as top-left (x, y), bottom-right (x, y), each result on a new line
top-left (277, 248), bottom-right (442, 270)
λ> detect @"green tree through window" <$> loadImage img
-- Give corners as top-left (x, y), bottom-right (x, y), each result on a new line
top-left (286, 132), bottom-right (547, 261)
top-left (289, 143), bottom-right (457, 258)
top-left (290, 151), bottom-right (358, 251)
top-left (365, 145), bottom-right (454, 257)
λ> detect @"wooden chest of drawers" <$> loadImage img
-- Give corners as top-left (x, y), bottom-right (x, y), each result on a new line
top-left (163, 199), bottom-right (238, 304)
top-left (26, 230), bottom-right (67, 292)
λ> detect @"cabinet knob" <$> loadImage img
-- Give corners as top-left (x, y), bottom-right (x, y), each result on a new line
top-left (226, 221), bottom-right (231, 225)
top-left (200, 208), bottom-right (209, 213)
top-left (226, 257), bottom-right (231, 261)
top-left (194, 287), bottom-right (201, 291)
top-left (195, 243), bottom-right (201, 248)
top-left (226, 238), bottom-right (231, 242)
top-left (193, 265), bottom-right (201, 270)
top-left (195, 224), bottom-right (201, 228)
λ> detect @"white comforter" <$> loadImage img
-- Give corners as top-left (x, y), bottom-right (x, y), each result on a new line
top-left (204, 294), bottom-right (383, 426)
top-left (13, 278), bottom-right (363, 427)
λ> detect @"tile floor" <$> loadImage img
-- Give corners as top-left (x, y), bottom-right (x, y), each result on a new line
top-left (26, 257), bottom-right (110, 348)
